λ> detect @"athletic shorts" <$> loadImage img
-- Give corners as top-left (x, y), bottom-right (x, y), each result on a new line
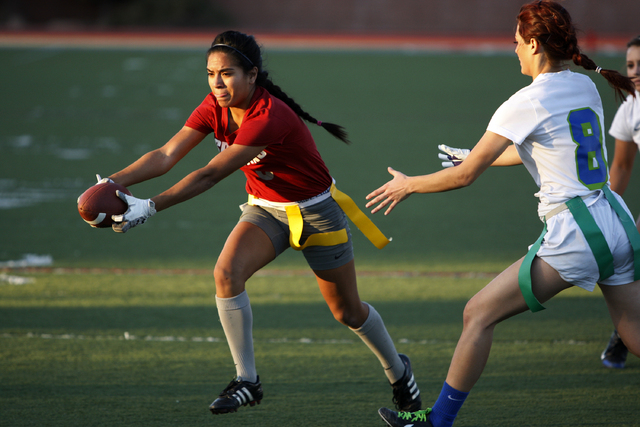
top-left (238, 196), bottom-right (354, 271)
top-left (537, 191), bottom-right (636, 291)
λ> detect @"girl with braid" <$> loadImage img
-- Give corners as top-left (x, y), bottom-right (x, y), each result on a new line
top-left (88, 30), bottom-right (421, 415)
top-left (367, 2), bottom-right (640, 426)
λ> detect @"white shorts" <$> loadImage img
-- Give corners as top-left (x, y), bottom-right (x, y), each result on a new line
top-left (537, 191), bottom-right (636, 291)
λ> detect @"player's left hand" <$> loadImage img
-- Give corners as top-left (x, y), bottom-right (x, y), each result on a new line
top-left (365, 167), bottom-right (411, 215)
top-left (95, 174), bottom-right (114, 185)
top-left (112, 191), bottom-right (156, 233)
top-left (438, 144), bottom-right (470, 168)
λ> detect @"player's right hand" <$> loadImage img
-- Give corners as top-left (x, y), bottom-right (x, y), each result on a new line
top-left (438, 144), bottom-right (470, 168)
top-left (112, 192), bottom-right (156, 233)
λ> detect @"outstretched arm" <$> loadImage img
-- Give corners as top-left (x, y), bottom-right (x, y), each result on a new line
top-left (107, 125), bottom-right (266, 232)
top-left (109, 126), bottom-right (207, 187)
top-left (609, 138), bottom-right (637, 195)
top-left (366, 131), bottom-right (512, 215)
top-left (150, 142), bottom-right (266, 212)
top-left (490, 145), bottom-right (522, 166)
top-left (439, 144), bottom-right (521, 168)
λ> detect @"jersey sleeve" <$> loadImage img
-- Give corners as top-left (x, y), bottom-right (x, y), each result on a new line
top-left (487, 93), bottom-right (539, 145)
top-left (184, 96), bottom-right (216, 135)
top-left (608, 96), bottom-right (634, 142)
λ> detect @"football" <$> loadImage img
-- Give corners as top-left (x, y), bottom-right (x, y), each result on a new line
top-left (77, 182), bottom-right (131, 228)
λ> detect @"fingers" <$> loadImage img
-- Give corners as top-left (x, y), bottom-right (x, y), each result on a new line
top-left (115, 189), bottom-right (128, 202)
top-left (96, 174), bottom-right (114, 185)
top-left (366, 186), bottom-right (385, 202)
top-left (112, 221), bottom-right (129, 233)
top-left (365, 167), bottom-right (406, 215)
top-left (366, 192), bottom-right (389, 211)
top-left (438, 144), bottom-right (451, 154)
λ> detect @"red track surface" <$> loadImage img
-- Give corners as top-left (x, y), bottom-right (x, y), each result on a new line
top-left (0, 30), bottom-right (629, 53)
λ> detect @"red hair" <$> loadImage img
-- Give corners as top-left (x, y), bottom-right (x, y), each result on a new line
top-left (517, 0), bottom-right (635, 100)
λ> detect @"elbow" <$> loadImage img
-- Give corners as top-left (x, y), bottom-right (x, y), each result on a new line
top-left (456, 171), bottom-right (477, 188)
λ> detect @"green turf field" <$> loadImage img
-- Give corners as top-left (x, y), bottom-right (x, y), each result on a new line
top-left (1, 46), bottom-right (639, 426)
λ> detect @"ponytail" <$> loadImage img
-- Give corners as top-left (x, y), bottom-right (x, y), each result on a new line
top-left (572, 52), bottom-right (636, 102)
top-left (257, 71), bottom-right (350, 144)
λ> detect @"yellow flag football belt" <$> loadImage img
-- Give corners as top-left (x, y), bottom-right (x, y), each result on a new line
top-left (247, 183), bottom-right (391, 251)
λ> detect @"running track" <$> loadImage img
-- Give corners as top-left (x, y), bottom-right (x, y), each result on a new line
top-left (0, 30), bottom-right (629, 53)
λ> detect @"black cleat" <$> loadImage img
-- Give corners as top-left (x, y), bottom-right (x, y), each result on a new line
top-left (209, 376), bottom-right (263, 414)
top-left (379, 407), bottom-right (434, 427)
top-left (391, 354), bottom-right (421, 412)
top-left (601, 330), bottom-right (628, 369)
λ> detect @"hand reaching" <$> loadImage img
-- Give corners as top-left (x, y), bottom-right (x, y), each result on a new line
top-left (365, 167), bottom-right (411, 215)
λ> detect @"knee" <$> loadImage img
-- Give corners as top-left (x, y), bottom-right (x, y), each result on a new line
top-left (213, 262), bottom-right (243, 298)
top-left (462, 296), bottom-right (493, 332)
top-left (331, 303), bottom-right (368, 329)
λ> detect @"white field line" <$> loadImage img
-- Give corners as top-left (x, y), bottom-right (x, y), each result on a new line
top-left (0, 266), bottom-right (499, 279)
top-left (1, 331), bottom-right (590, 346)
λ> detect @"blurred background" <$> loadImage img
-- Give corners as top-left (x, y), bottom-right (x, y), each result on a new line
top-left (0, 0), bottom-right (638, 39)
top-left (1, 0), bottom-right (639, 271)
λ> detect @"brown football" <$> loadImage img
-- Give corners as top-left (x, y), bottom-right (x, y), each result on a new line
top-left (77, 182), bottom-right (131, 228)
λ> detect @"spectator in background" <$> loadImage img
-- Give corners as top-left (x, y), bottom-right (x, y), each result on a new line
top-left (600, 34), bottom-right (640, 369)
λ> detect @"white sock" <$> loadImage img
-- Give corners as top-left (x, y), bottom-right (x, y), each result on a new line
top-left (215, 291), bottom-right (258, 383)
top-left (350, 303), bottom-right (404, 383)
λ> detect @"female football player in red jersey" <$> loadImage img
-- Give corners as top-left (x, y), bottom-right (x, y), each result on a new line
top-left (91, 30), bottom-right (421, 416)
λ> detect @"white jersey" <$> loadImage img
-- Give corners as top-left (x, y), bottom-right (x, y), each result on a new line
top-left (609, 90), bottom-right (640, 147)
top-left (487, 70), bottom-right (609, 218)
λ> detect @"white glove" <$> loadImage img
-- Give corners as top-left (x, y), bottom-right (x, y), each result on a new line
top-left (95, 174), bottom-right (114, 185)
top-left (78, 174), bottom-right (115, 203)
top-left (112, 191), bottom-right (156, 233)
top-left (438, 144), bottom-right (470, 168)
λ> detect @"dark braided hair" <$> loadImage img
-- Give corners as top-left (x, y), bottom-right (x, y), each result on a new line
top-left (517, 1), bottom-right (635, 101)
top-left (207, 30), bottom-right (350, 144)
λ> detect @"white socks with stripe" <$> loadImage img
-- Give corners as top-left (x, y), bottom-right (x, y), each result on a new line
top-left (216, 291), bottom-right (258, 383)
top-left (351, 302), bottom-right (405, 383)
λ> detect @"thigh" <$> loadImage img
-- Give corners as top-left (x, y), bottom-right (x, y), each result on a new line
top-left (301, 198), bottom-right (354, 270)
top-left (215, 221), bottom-right (276, 298)
top-left (599, 280), bottom-right (640, 353)
top-left (467, 256), bottom-right (572, 326)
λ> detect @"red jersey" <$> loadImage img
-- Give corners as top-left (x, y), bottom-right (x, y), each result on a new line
top-left (185, 87), bottom-right (332, 202)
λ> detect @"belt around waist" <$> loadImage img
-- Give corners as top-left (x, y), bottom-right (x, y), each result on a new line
top-left (247, 183), bottom-right (391, 250)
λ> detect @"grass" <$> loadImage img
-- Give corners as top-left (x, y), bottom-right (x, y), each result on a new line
top-left (1, 45), bottom-right (640, 425)
top-left (1, 272), bottom-right (639, 426)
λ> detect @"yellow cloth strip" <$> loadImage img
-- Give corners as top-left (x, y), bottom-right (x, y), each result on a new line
top-left (248, 184), bottom-right (391, 251)
top-left (285, 204), bottom-right (348, 250)
top-left (329, 184), bottom-right (391, 250)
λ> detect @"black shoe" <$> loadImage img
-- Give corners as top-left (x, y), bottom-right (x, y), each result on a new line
top-left (379, 407), bottom-right (434, 427)
top-left (209, 376), bottom-right (263, 414)
top-left (601, 330), bottom-right (628, 369)
top-left (391, 354), bottom-right (421, 412)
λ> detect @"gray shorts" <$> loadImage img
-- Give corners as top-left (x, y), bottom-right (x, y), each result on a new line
top-left (238, 197), bottom-right (354, 270)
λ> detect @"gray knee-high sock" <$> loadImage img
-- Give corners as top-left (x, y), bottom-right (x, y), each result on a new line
top-left (216, 291), bottom-right (258, 383)
top-left (350, 302), bottom-right (404, 383)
